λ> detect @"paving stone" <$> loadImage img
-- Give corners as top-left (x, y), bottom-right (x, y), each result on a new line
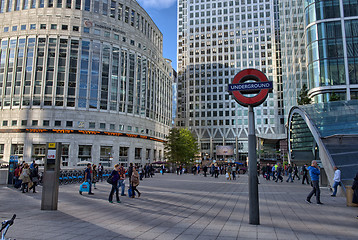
top-left (0, 174), bottom-right (357, 240)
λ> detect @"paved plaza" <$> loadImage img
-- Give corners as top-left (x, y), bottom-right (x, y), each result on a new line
top-left (0, 173), bottom-right (357, 240)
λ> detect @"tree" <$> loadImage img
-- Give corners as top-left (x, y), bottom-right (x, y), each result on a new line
top-left (297, 84), bottom-right (311, 105)
top-left (164, 128), bottom-right (199, 165)
top-left (329, 92), bottom-right (340, 102)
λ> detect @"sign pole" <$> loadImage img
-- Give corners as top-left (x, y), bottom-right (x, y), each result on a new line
top-left (229, 69), bottom-right (272, 225)
top-left (248, 105), bottom-right (259, 225)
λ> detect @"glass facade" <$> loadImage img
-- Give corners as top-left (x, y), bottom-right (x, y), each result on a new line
top-left (304, 0), bottom-right (358, 102)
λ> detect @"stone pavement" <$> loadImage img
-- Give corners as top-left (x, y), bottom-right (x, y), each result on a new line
top-left (0, 173), bottom-right (357, 240)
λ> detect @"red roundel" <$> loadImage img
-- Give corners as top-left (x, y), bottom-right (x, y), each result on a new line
top-left (231, 69), bottom-right (270, 107)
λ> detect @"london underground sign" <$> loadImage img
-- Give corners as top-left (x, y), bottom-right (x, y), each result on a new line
top-left (228, 69), bottom-right (272, 107)
top-left (228, 68), bottom-right (273, 225)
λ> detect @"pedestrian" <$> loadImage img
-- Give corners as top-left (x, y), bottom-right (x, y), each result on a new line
top-left (108, 164), bottom-right (121, 203)
top-left (19, 163), bottom-right (31, 193)
top-left (331, 166), bottom-right (341, 197)
top-left (351, 172), bottom-right (358, 219)
top-left (232, 164), bottom-right (237, 180)
top-left (306, 160), bottom-right (323, 204)
top-left (14, 165), bottom-right (21, 188)
top-left (266, 163), bottom-right (271, 180)
top-left (293, 164), bottom-right (300, 180)
top-left (275, 163), bottom-right (283, 182)
top-left (130, 166), bottom-right (141, 198)
top-left (118, 163), bottom-right (126, 196)
top-left (302, 164), bottom-right (310, 184)
top-left (29, 163), bottom-right (39, 193)
top-left (139, 165), bottom-right (144, 180)
top-left (92, 164), bottom-right (98, 189)
top-left (215, 164), bottom-right (219, 178)
top-left (127, 163), bottom-right (133, 184)
top-left (227, 164), bottom-right (232, 180)
top-left (197, 164), bottom-right (200, 175)
top-left (80, 163), bottom-right (94, 195)
top-left (286, 164), bottom-right (293, 182)
top-left (161, 164), bottom-right (165, 175)
top-left (203, 165), bottom-right (208, 177)
top-left (272, 164), bottom-right (276, 180)
top-left (211, 163), bottom-right (215, 177)
top-left (98, 163), bottom-right (104, 182)
top-left (30, 160), bottom-right (35, 169)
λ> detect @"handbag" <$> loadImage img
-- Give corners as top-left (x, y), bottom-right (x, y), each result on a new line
top-left (107, 176), bottom-right (113, 184)
top-left (79, 182), bottom-right (90, 193)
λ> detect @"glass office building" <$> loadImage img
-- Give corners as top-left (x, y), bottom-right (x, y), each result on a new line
top-left (176, 0), bottom-right (285, 160)
top-left (0, 0), bottom-right (173, 166)
top-left (305, 0), bottom-right (358, 103)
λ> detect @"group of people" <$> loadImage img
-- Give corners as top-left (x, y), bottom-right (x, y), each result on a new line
top-left (79, 162), bottom-right (142, 204)
top-left (260, 163), bottom-right (306, 183)
top-left (13, 160), bottom-right (40, 193)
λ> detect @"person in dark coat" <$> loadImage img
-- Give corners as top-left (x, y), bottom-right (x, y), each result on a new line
top-left (108, 164), bottom-right (121, 203)
top-left (352, 172), bottom-right (358, 219)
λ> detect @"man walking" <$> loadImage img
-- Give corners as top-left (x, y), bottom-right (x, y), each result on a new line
top-left (302, 164), bottom-right (309, 184)
top-left (331, 166), bottom-right (341, 197)
top-left (81, 163), bottom-right (94, 195)
top-left (98, 163), bottom-right (104, 182)
top-left (286, 164), bottom-right (293, 182)
top-left (306, 160), bottom-right (323, 204)
top-left (203, 165), bottom-right (208, 177)
top-left (293, 164), bottom-right (300, 181)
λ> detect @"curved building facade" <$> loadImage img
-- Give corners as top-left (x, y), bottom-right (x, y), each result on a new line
top-left (305, 0), bottom-right (358, 102)
top-left (0, 0), bottom-right (173, 166)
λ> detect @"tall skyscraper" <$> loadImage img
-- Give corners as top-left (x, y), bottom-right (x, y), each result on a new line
top-left (176, 0), bottom-right (285, 160)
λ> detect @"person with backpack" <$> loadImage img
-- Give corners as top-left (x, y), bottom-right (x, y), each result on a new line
top-left (293, 164), bottom-right (301, 181)
top-left (275, 163), bottom-right (283, 182)
top-left (108, 164), bottom-right (121, 203)
top-left (19, 163), bottom-right (31, 193)
top-left (29, 164), bottom-right (39, 193)
top-left (286, 164), bottom-right (294, 182)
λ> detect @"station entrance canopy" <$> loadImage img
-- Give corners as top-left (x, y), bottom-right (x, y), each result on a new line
top-left (288, 100), bottom-right (358, 187)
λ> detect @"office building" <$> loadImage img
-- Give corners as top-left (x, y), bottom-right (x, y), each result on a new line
top-left (0, 0), bottom-right (173, 166)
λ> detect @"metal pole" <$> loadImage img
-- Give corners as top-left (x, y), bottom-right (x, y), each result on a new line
top-left (248, 105), bottom-right (260, 225)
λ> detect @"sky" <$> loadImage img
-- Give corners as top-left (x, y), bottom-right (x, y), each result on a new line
top-left (137, 0), bottom-right (178, 71)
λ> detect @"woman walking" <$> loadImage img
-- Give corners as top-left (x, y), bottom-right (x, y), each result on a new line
top-left (92, 164), bottom-right (98, 189)
top-left (108, 164), bottom-right (121, 203)
top-left (130, 166), bottom-right (141, 198)
top-left (19, 163), bottom-right (31, 193)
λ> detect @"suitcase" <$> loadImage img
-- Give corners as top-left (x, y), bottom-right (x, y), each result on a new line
top-left (79, 182), bottom-right (90, 193)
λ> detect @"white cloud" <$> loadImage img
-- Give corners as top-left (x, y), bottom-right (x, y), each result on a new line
top-left (137, 0), bottom-right (176, 9)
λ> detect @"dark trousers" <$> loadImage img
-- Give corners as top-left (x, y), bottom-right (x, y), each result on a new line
top-left (29, 182), bottom-right (37, 192)
top-left (307, 180), bottom-right (321, 203)
top-left (293, 172), bottom-right (300, 180)
top-left (302, 174), bottom-right (309, 184)
top-left (132, 186), bottom-right (140, 196)
top-left (204, 171), bottom-right (207, 177)
top-left (98, 172), bottom-right (103, 181)
top-left (232, 172), bottom-right (236, 180)
top-left (214, 170), bottom-right (219, 178)
top-left (109, 184), bottom-right (119, 202)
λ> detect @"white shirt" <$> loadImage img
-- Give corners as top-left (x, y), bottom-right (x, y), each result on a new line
top-left (333, 169), bottom-right (341, 182)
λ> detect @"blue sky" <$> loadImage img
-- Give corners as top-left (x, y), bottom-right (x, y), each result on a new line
top-left (137, 0), bottom-right (178, 71)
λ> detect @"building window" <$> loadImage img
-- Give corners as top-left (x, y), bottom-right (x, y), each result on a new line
top-left (62, 25), bottom-right (68, 30)
top-left (66, 121), bottom-right (73, 127)
top-left (43, 120), bottom-right (50, 126)
top-left (89, 122), bottom-right (95, 128)
top-left (2, 120), bottom-right (8, 126)
top-left (32, 120), bottom-right (38, 126)
top-left (11, 144), bottom-right (24, 155)
top-left (135, 148), bottom-right (142, 159)
top-left (51, 24), bottom-right (57, 29)
top-left (54, 120), bottom-right (61, 126)
top-left (4, 27), bottom-right (9, 32)
top-left (94, 29), bottom-right (101, 35)
top-left (12, 26), bottom-right (17, 31)
top-left (21, 120), bottom-right (27, 126)
top-left (33, 144), bottom-right (46, 160)
top-left (100, 123), bottom-right (106, 129)
top-left (110, 124), bottom-right (115, 130)
top-left (73, 26), bottom-right (79, 31)
top-left (78, 145), bottom-right (92, 161)
top-left (100, 146), bottom-right (112, 163)
top-left (83, 27), bottom-right (90, 33)
top-left (11, 120), bottom-right (17, 126)
top-left (30, 24), bottom-right (36, 30)
top-left (21, 25), bottom-right (26, 30)
top-left (40, 24), bottom-right (46, 29)
top-left (0, 144), bottom-right (4, 155)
